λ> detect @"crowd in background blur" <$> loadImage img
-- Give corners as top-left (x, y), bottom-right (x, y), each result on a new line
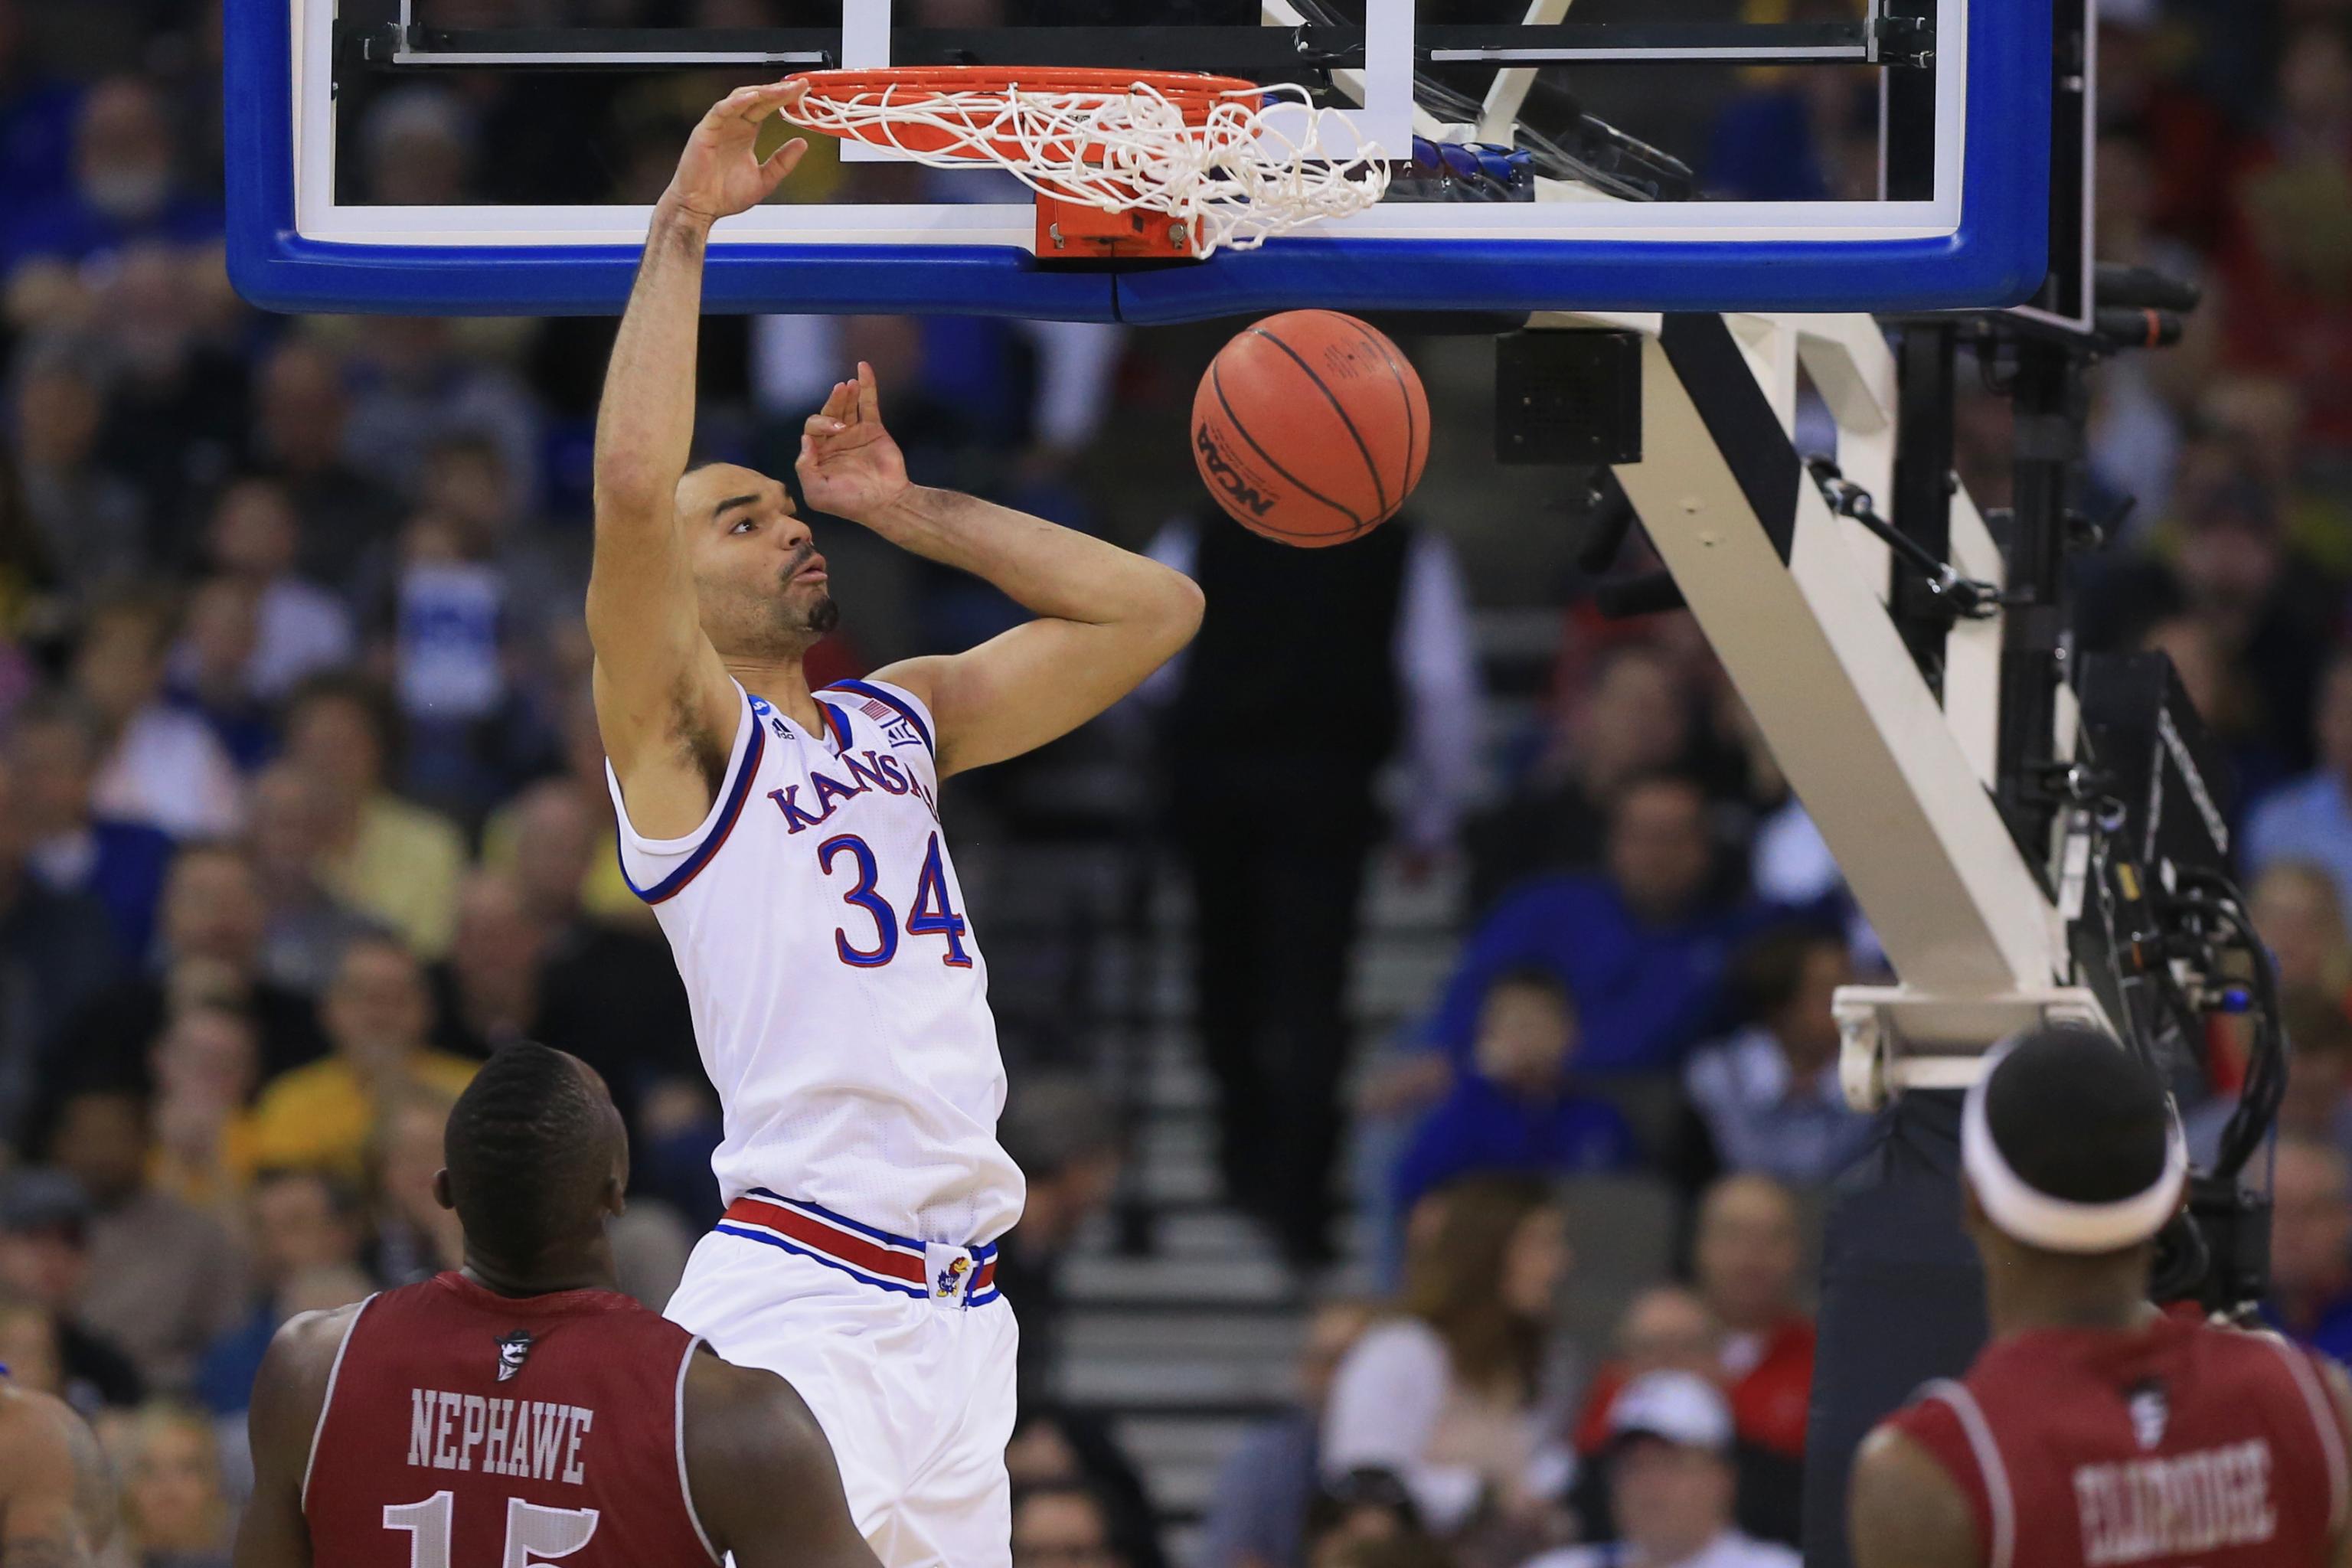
top-left (4, 0), bottom-right (2352, 1561)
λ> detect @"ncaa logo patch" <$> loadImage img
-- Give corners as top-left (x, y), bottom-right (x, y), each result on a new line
top-left (2127, 1380), bottom-right (2169, 1449)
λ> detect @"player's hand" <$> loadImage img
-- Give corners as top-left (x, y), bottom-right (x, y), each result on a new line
top-left (796, 361), bottom-right (912, 522)
top-left (662, 80), bottom-right (809, 226)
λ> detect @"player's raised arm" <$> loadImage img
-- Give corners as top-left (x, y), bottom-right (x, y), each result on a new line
top-left (230, 1306), bottom-right (364, 1568)
top-left (1846, 1426), bottom-right (1980, 1568)
top-left (589, 81), bottom-right (808, 835)
top-left (796, 363), bottom-right (1204, 778)
top-left (0, 1384), bottom-right (113, 1568)
top-left (683, 1349), bottom-right (883, 1568)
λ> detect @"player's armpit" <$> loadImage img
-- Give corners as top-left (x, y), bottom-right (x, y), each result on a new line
top-left (684, 1350), bottom-right (882, 1568)
top-left (1848, 1426), bottom-right (1981, 1568)
top-left (230, 1306), bottom-right (361, 1568)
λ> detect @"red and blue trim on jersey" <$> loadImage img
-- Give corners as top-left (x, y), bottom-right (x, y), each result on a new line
top-left (810, 697), bottom-right (855, 753)
top-left (825, 679), bottom-right (934, 756)
top-left (619, 714), bottom-right (767, 905)
top-left (714, 1191), bottom-right (1000, 1306)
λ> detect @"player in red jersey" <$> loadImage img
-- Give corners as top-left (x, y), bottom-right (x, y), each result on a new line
top-left (231, 1041), bottom-right (881, 1568)
top-left (1850, 1024), bottom-right (2352, 1568)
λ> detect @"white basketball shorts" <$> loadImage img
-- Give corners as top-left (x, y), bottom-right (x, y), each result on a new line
top-left (663, 1192), bottom-right (1020, 1568)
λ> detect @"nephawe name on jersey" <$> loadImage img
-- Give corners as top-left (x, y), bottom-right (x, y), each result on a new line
top-left (2073, 1437), bottom-right (2277, 1565)
top-left (407, 1388), bottom-right (593, 1485)
top-left (767, 746), bottom-right (938, 834)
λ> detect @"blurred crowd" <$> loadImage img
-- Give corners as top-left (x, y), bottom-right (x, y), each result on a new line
top-left (5, 0), bottom-right (2352, 1562)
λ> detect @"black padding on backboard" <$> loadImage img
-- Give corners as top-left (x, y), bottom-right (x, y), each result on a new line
top-left (1657, 313), bottom-right (1803, 563)
top-left (1802, 1089), bottom-right (1989, 1568)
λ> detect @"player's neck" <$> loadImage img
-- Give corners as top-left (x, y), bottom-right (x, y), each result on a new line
top-left (724, 654), bottom-right (823, 734)
top-left (461, 1244), bottom-right (618, 1298)
top-left (1989, 1262), bottom-right (2154, 1337)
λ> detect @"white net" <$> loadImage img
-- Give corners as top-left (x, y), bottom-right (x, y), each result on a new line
top-left (785, 77), bottom-right (1390, 257)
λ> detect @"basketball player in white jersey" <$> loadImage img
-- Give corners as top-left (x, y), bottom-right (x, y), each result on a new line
top-left (590, 80), bottom-right (1204, 1568)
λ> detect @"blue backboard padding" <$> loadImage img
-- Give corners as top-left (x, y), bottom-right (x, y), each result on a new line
top-left (224, 0), bottom-right (2048, 320)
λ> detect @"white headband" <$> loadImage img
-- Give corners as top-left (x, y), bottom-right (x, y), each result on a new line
top-left (1961, 1036), bottom-right (2189, 1253)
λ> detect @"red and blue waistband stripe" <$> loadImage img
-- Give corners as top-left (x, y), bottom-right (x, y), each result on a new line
top-left (825, 679), bottom-right (933, 756)
top-left (715, 1191), bottom-right (999, 1304)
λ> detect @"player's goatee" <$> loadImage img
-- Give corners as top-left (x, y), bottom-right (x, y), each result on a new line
top-left (806, 594), bottom-right (840, 635)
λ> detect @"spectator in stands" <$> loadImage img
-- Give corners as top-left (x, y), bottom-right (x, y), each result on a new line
top-left (5, 76), bottom-right (220, 267)
top-left (2192, 988), bottom-right (2352, 1166)
top-left (74, 588), bottom-right (243, 839)
top-left (1420, 775), bottom-right (1763, 1077)
top-left (0, 754), bottom-right (121, 1150)
top-left (0, 1168), bottom-right (143, 1407)
top-left (10, 341), bottom-right (148, 594)
top-left (167, 577), bottom-right (276, 770)
top-left (1151, 513), bottom-right (1480, 1269)
top-left (481, 699), bottom-right (642, 926)
top-left (87, 243), bottom-right (250, 547)
top-left (2247, 651), bottom-right (2352, 911)
top-left (244, 761), bottom-right (383, 995)
top-left (147, 1002), bottom-right (263, 1214)
top-left (1007, 1409), bottom-right (1167, 1568)
top-left (367, 1081), bottom-right (465, 1285)
top-left (1465, 644), bottom-right (1695, 913)
top-left (1200, 1297), bottom-right (1378, 1568)
top-left (432, 872), bottom-right (546, 1058)
top-left (47, 1087), bottom-right (247, 1396)
top-left (341, 317), bottom-right (541, 511)
top-left (1391, 969), bottom-right (1639, 1220)
top-left (1534, 1371), bottom-right (1798, 1568)
top-left (2249, 859), bottom-right (2352, 1004)
top-left (2262, 1135), bottom-right (2352, 1361)
top-left (113, 1403), bottom-right (235, 1567)
top-left (58, 841), bottom-right (327, 1093)
top-left (247, 339), bottom-right (403, 595)
top-left (491, 778), bottom-right (704, 1129)
top-left (248, 934), bottom-right (476, 1179)
top-left (11, 689), bottom-right (175, 959)
top-left (1688, 1175), bottom-right (1813, 1462)
top-left (0, 1297), bottom-right (67, 1397)
top-left (193, 1166), bottom-right (367, 1415)
top-left (281, 674), bottom-right (466, 959)
top-left (1566, 1285), bottom-right (1801, 1550)
top-left (1013, 1484), bottom-right (1126, 1568)
top-left (1679, 926), bottom-right (1867, 1193)
top-left (1322, 1178), bottom-right (1573, 1542)
top-left (994, 1073), bottom-right (1123, 1407)
top-left (186, 477), bottom-right (354, 703)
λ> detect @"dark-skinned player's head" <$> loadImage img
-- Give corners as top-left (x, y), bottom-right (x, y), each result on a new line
top-left (435, 1043), bottom-right (628, 1279)
top-left (1960, 1024), bottom-right (2184, 1269)
top-left (674, 461), bottom-right (838, 661)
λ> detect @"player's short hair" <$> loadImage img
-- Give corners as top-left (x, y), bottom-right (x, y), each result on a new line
top-left (1981, 1025), bottom-right (2171, 1206)
top-left (443, 1043), bottom-right (614, 1265)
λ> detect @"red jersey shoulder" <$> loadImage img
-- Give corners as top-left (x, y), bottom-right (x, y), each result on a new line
top-left (1877, 1318), bottom-right (2350, 1568)
top-left (302, 1275), bottom-right (717, 1568)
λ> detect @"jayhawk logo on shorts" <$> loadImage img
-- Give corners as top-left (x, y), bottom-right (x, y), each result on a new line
top-left (935, 1256), bottom-right (972, 1298)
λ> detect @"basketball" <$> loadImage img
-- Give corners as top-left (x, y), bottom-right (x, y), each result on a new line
top-left (1191, 311), bottom-right (1430, 546)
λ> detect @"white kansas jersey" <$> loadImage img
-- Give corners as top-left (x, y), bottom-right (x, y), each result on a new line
top-left (606, 676), bottom-right (1024, 1246)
